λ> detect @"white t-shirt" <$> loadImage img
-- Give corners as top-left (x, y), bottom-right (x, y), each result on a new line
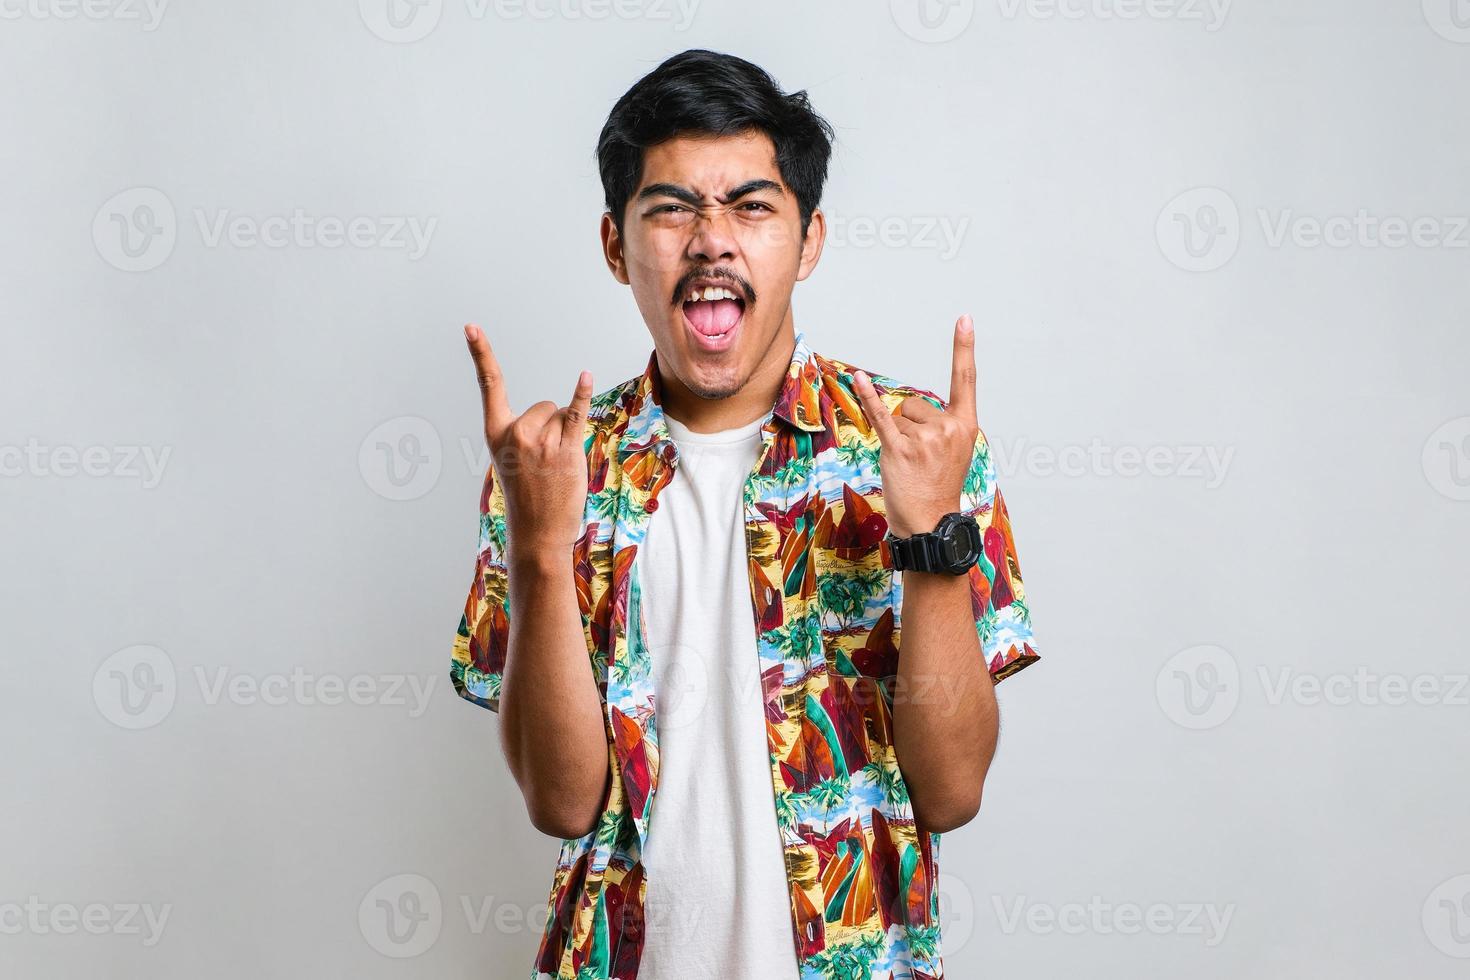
top-left (635, 410), bottom-right (802, 980)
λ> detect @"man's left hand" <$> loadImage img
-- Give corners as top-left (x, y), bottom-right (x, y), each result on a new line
top-left (852, 313), bottom-right (980, 540)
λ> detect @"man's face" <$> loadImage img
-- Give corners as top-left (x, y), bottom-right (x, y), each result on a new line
top-left (601, 127), bottom-right (823, 404)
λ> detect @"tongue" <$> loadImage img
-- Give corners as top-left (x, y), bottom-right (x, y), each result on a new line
top-left (685, 299), bottom-right (743, 335)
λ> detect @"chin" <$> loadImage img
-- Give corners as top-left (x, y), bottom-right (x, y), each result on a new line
top-left (670, 347), bottom-right (744, 400)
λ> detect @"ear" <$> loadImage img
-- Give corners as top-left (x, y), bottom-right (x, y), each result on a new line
top-left (600, 211), bottom-right (630, 285)
top-left (795, 207), bottom-right (826, 283)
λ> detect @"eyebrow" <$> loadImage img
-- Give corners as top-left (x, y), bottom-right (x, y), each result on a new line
top-left (635, 178), bottom-right (785, 207)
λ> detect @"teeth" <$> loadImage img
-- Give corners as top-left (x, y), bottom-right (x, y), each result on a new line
top-left (686, 285), bottom-right (739, 303)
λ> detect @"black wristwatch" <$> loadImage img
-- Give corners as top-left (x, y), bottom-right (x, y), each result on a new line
top-left (885, 512), bottom-right (982, 575)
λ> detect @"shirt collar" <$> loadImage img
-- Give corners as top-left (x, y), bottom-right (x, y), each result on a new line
top-left (617, 327), bottom-right (827, 460)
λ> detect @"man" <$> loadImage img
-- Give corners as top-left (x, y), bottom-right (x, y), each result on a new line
top-left (451, 49), bottom-right (1039, 980)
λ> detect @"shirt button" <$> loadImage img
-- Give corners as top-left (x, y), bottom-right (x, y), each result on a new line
top-left (644, 497), bottom-right (659, 512)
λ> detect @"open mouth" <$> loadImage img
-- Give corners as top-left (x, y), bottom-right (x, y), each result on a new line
top-left (680, 284), bottom-right (746, 351)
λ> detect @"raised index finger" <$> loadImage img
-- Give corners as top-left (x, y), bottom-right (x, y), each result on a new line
top-left (948, 313), bottom-right (978, 425)
top-left (464, 324), bottom-right (513, 444)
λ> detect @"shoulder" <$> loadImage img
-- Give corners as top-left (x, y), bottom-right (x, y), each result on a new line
top-left (812, 348), bottom-right (949, 429)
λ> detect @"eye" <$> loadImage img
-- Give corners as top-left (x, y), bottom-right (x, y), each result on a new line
top-left (739, 201), bottom-right (773, 213)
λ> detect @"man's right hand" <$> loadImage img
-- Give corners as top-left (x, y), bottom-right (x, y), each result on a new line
top-left (463, 324), bottom-right (609, 840)
top-left (464, 323), bottom-right (592, 550)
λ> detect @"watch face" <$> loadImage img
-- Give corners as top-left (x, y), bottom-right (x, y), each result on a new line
top-left (939, 515), bottom-right (981, 565)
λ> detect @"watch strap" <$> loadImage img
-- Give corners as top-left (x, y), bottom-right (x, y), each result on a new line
top-left (889, 527), bottom-right (942, 572)
top-left (888, 512), bottom-right (980, 575)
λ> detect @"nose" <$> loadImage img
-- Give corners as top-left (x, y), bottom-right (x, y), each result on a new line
top-left (686, 209), bottom-right (739, 264)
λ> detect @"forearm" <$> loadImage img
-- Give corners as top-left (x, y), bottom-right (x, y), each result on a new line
top-left (890, 570), bottom-right (998, 834)
top-left (499, 544), bottom-right (611, 840)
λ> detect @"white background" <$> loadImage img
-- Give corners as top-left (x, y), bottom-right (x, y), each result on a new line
top-left (2, 1), bottom-right (1468, 976)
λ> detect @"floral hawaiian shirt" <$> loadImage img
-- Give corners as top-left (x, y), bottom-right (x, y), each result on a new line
top-left (451, 327), bottom-right (1040, 980)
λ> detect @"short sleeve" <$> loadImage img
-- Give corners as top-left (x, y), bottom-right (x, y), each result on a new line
top-left (450, 461), bottom-right (510, 712)
top-left (961, 426), bottom-right (1040, 683)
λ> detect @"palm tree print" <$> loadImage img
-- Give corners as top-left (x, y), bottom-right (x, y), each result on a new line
top-left (1011, 596), bottom-right (1031, 626)
top-left (808, 776), bottom-right (851, 830)
top-left (963, 440), bottom-right (991, 501)
top-left (765, 609), bottom-right (822, 665)
top-left (860, 758), bottom-right (910, 810)
top-left (588, 485), bottom-right (620, 523)
top-left (773, 788), bottom-right (800, 835)
top-left (592, 809), bottom-right (622, 850)
top-left (906, 923), bottom-right (940, 961)
top-left (836, 440), bottom-right (880, 473)
top-left (977, 607), bottom-right (1000, 647)
top-left (818, 569), bottom-right (887, 632)
top-left (743, 454), bottom-right (812, 509)
top-left (806, 932), bottom-right (886, 980)
top-left (483, 511), bottom-right (506, 551)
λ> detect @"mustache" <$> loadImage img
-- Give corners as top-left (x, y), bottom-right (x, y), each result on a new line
top-left (673, 269), bottom-right (756, 307)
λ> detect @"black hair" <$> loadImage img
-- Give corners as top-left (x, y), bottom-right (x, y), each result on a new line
top-left (596, 49), bottom-right (836, 240)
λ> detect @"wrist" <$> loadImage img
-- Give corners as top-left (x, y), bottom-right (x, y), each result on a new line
top-left (507, 539), bottom-right (574, 577)
top-left (887, 511), bottom-right (949, 540)
top-left (886, 511), bottom-right (982, 575)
